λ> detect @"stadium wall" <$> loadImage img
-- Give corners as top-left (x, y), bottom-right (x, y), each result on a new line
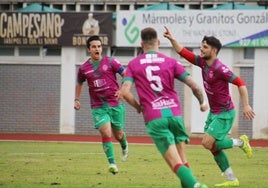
top-left (1, 47), bottom-right (267, 139)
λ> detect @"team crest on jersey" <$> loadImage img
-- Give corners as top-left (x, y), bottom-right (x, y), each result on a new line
top-left (102, 64), bottom-right (108, 71)
top-left (208, 70), bottom-right (214, 78)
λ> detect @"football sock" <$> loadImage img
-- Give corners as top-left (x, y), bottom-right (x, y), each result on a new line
top-left (175, 164), bottom-right (197, 188)
top-left (119, 132), bottom-right (128, 150)
top-left (232, 138), bottom-right (243, 147)
top-left (102, 137), bottom-right (115, 164)
top-left (178, 163), bottom-right (190, 188)
top-left (213, 150), bottom-right (230, 172)
top-left (223, 167), bottom-right (236, 181)
top-left (184, 162), bottom-right (190, 168)
top-left (214, 138), bottom-right (233, 150)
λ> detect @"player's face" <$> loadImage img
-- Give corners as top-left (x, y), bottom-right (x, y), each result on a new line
top-left (88, 40), bottom-right (102, 61)
top-left (200, 41), bottom-right (215, 60)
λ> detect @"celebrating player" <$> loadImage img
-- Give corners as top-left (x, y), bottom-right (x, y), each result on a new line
top-left (164, 26), bottom-right (255, 187)
top-left (74, 35), bottom-right (128, 175)
top-left (118, 27), bottom-right (208, 188)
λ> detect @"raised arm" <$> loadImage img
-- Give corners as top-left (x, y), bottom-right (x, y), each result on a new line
top-left (163, 26), bottom-right (184, 53)
top-left (164, 26), bottom-right (196, 64)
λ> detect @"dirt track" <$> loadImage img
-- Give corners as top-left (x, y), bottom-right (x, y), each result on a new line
top-left (0, 133), bottom-right (267, 147)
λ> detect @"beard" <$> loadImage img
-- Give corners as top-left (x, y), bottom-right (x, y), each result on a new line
top-left (202, 54), bottom-right (212, 60)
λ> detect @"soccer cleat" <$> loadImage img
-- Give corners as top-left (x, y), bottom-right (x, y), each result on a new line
top-left (194, 182), bottom-right (208, 188)
top-left (239, 135), bottom-right (252, 159)
top-left (121, 145), bottom-right (129, 162)
top-left (199, 184), bottom-right (208, 188)
top-left (214, 179), bottom-right (239, 187)
top-left (108, 164), bottom-right (118, 175)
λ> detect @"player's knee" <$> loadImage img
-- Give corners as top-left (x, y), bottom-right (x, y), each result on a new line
top-left (201, 140), bottom-right (213, 150)
top-left (114, 130), bottom-right (124, 141)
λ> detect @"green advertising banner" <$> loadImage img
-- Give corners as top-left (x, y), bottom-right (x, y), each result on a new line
top-left (116, 10), bottom-right (268, 48)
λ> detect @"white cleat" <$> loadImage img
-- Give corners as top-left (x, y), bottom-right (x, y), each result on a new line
top-left (109, 164), bottom-right (118, 175)
top-left (121, 145), bottom-right (129, 162)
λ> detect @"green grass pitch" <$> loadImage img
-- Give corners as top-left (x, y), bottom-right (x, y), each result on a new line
top-left (0, 141), bottom-right (267, 187)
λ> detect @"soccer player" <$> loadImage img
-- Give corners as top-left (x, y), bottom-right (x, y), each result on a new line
top-left (164, 26), bottom-right (255, 187)
top-left (118, 27), bottom-right (208, 188)
top-left (74, 35), bottom-right (128, 175)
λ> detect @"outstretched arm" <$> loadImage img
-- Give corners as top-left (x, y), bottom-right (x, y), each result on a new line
top-left (183, 76), bottom-right (208, 112)
top-left (163, 26), bottom-right (196, 64)
top-left (163, 26), bottom-right (184, 53)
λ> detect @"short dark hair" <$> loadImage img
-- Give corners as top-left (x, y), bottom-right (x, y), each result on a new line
top-left (202, 36), bottom-right (222, 53)
top-left (86, 35), bottom-right (102, 49)
top-left (141, 27), bottom-right (158, 44)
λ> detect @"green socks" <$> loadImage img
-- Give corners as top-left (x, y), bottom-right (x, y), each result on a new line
top-left (176, 165), bottom-right (197, 188)
top-left (214, 150), bottom-right (230, 172)
top-left (102, 139), bottom-right (115, 164)
top-left (119, 132), bottom-right (128, 150)
top-left (215, 138), bottom-right (233, 150)
top-left (102, 133), bottom-right (127, 165)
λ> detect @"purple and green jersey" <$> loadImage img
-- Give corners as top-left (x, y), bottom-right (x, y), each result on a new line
top-left (195, 56), bottom-right (236, 114)
top-left (77, 56), bottom-right (124, 108)
top-left (124, 51), bottom-right (189, 123)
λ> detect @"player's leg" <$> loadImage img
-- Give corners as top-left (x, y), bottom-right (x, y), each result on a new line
top-left (112, 128), bottom-right (128, 161)
top-left (98, 122), bottom-right (119, 174)
top-left (146, 118), bottom-right (207, 188)
top-left (203, 133), bottom-right (239, 186)
top-left (110, 104), bottom-right (129, 161)
top-left (204, 110), bottom-right (250, 153)
top-left (207, 109), bottom-right (250, 157)
top-left (172, 117), bottom-right (190, 167)
top-left (172, 117), bottom-right (204, 187)
top-left (202, 110), bottom-right (235, 149)
top-left (207, 134), bottom-right (251, 158)
top-left (176, 143), bottom-right (190, 188)
top-left (92, 108), bottom-right (118, 174)
top-left (213, 136), bottom-right (252, 159)
top-left (165, 144), bottom-right (206, 188)
top-left (176, 142), bottom-right (190, 167)
top-left (202, 111), bottom-right (239, 186)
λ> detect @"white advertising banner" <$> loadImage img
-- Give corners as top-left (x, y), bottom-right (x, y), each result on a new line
top-left (116, 10), bottom-right (268, 47)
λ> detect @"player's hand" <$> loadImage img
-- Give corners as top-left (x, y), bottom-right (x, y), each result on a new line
top-left (163, 26), bottom-right (173, 40)
top-left (115, 90), bottom-right (124, 101)
top-left (136, 105), bottom-right (142, 114)
top-left (200, 101), bottom-right (208, 112)
top-left (200, 104), bottom-right (208, 112)
top-left (74, 100), bottom-right (80, 110)
top-left (243, 105), bottom-right (255, 120)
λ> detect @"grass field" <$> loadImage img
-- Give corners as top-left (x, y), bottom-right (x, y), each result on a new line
top-left (0, 141), bottom-right (267, 188)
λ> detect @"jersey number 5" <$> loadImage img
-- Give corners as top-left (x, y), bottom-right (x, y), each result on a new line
top-left (146, 66), bottom-right (163, 92)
